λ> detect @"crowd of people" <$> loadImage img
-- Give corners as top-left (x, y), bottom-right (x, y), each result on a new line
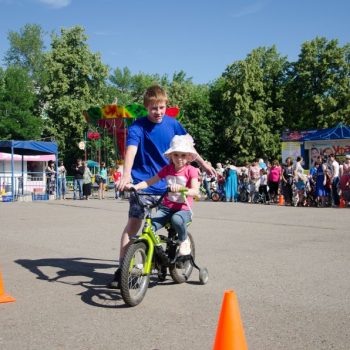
top-left (46, 158), bottom-right (124, 201)
top-left (46, 153), bottom-right (350, 209)
top-left (196, 154), bottom-right (350, 208)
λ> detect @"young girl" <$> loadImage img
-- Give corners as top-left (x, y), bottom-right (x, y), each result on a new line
top-left (126, 134), bottom-right (199, 256)
top-left (258, 168), bottom-right (270, 203)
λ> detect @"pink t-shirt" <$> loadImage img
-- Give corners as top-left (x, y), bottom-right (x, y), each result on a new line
top-left (157, 163), bottom-right (198, 211)
top-left (268, 166), bottom-right (282, 182)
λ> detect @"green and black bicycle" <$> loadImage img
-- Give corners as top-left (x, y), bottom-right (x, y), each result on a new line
top-left (120, 188), bottom-right (209, 307)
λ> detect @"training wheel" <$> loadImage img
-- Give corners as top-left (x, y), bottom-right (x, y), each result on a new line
top-left (199, 267), bottom-right (209, 285)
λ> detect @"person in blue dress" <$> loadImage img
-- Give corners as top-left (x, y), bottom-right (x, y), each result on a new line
top-left (224, 164), bottom-right (238, 202)
top-left (315, 156), bottom-right (327, 207)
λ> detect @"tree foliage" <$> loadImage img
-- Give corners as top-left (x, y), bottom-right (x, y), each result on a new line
top-left (284, 37), bottom-right (350, 130)
top-left (0, 66), bottom-right (43, 140)
top-left (167, 72), bottom-right (214, 159)
top-left (4, 24), bottom-right (46, 84)
top-left (42, 26), bottom-right (109, 164)
top-left (210, 46), bottom-right (287, 163)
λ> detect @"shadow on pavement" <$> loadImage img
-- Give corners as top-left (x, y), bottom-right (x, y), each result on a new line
top-left (15, 257), bottom-right (128, 308)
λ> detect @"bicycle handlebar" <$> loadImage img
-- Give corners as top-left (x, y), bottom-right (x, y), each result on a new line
top-left (128, 186), bottom-right (188, 210)
top-left (128, 187), bottom-right (168, 209)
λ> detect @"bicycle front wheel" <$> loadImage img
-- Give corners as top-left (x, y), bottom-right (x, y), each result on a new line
top-left (169, 232), bottom-right (195, 284)
top-left (120, 242), bottom-right (150, 307)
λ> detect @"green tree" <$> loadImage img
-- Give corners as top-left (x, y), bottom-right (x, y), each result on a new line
top-left (284, 37), bottom-right (350, 130)
top-left (109, 67), bottom-right (164, 105)
top-left (42, 26), bottom-right (109, 165)
top-left (167, 72), bottom-right (214, 160)
top-left (0, 66), bottom-right (43, 140)
top-left (210, 46), bottom-right (287, 163)
top-left (4, 24), bottom-right (48, 124)
top-left (4, 24), bottom-right (46, 84)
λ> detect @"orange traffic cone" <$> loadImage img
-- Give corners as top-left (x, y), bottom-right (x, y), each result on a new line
top-left (339, 196), bottom-right (345, 208)
top-left (278, 194), bottom-right (284, 206)
top-left (213, 290), bottom-right (248, 350)
top-left (0, 270), bottom-right (16, 303)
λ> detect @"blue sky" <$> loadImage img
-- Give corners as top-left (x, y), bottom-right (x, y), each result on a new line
top-left (0, 0), bottom-right (349, 84)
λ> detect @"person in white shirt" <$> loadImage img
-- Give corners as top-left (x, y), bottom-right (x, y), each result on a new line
top-left (328, 154), bottom-right (340, 206)
top-left (57, 160), bottom-right (67, 200)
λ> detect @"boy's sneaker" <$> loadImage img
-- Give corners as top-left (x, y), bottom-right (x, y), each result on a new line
top-left (178, 238), bottom-right (191, 256)
top-left (107, 268), bottom-right (121, 289)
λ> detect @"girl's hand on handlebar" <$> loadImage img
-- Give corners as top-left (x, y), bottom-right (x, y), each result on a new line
top-left (169, 184), bottom-right (187, 193)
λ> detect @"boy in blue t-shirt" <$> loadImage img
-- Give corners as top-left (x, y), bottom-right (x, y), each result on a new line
top-left (108, 85), bottom-right (215, 288)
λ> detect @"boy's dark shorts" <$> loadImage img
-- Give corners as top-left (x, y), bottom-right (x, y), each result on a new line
top-left (128, 191), bottom-right (161, 219)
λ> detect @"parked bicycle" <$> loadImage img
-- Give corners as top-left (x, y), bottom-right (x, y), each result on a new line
top-left (211, 186), bottom-right (226, 202)
top-left (119, 188), bottom-right (208, 307)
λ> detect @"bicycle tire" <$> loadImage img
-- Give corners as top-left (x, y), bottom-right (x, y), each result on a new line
top-left (120, 241), bottom-right (150, 307)
top-left (211, 191), bottom-right (220, 202)
top-left (169, 232), bottom-right (195, 284)
top-left (252, 192), bottom-right (260, 204)
top-left (239, 191), bottom-right (248, 202)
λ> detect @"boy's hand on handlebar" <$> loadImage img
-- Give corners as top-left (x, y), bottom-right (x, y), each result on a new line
top-left (124, 183), bottom-right (135, 191)
top-left (118, 175), bottom-right (132, 191)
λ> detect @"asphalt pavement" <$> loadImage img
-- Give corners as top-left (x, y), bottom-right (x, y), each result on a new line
top-left (0, 195), bottom-right (349, 350)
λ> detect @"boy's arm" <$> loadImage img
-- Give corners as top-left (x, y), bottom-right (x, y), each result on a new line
top-left (194, 154), bottom-right (216, 177)
top-left (194, 154), bottom-right (217, 176)
top-left (119, 145), bottom-right (138, 191)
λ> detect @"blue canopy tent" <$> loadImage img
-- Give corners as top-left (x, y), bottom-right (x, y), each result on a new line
top-left (282, 123), bottom-right (350, 169)
top-left (0, 140), bottom-right (58, 201)
top-left (302, 123), bottom-right (350, 141)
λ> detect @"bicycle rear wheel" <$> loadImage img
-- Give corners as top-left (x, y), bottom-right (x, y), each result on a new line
top-left (120, 241), bottom-right (150, 307)
top-left (169, 232), bottom-right (195, 284)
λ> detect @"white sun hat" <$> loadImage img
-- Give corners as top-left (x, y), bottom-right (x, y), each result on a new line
top-left (164, 134), bottom-right (198, 161)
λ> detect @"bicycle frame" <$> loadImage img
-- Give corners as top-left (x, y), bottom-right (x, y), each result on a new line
top-left (120, 189), bottom-right (208, 307)
top-left (128, 189), bottom-right (168, 275)
top-left (135, 215), bottom-right (165, 275)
